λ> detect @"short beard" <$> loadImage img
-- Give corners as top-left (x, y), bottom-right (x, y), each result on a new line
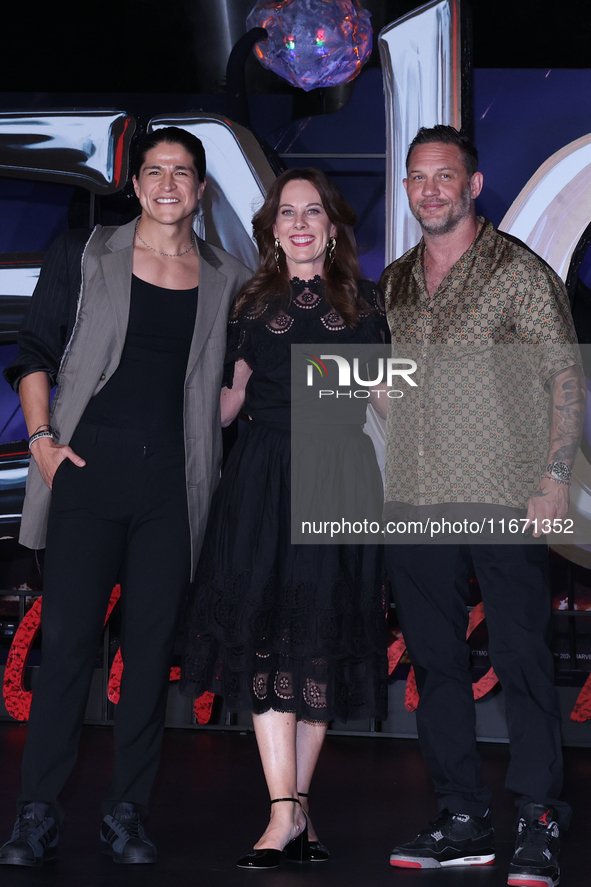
top-left (412, 184), bottom-right (472, 236)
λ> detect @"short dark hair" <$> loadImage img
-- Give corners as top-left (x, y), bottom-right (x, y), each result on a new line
top-left (131, 126), bottom-right (206, 182)
top-left (406, 125), bottom-right (478, 177)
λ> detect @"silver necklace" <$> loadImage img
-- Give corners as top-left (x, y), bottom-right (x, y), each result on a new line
top-left (135, 219), bottom-right (195, 257)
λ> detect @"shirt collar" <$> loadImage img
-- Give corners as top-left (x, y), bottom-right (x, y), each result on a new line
top-left (410, 216), bottom-right (493, 295)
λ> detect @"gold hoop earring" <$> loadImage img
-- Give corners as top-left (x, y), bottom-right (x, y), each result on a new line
top-left (327, 237), bottom-right (337, 268)
top-left (274, 238), bottom-right (282, 272)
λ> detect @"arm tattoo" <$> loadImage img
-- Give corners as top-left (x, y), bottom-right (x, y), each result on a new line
top-left (547, 365), bottom-right (586, 465)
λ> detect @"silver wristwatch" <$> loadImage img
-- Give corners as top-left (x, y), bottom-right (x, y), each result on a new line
top-left (545, 461), bottom-right (572, 483)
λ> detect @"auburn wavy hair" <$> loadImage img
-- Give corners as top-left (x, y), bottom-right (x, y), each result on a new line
top-left (234, 168), bottom-right (365, 327)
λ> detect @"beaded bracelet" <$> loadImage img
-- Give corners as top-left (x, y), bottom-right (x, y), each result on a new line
top-left (28, 430), bottom-right (54, 451)
top-left (541, 473), bottom-right (571, 487)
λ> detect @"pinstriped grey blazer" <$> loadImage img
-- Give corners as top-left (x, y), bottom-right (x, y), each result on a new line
top-left (19, 217), bottom-right (252, 576)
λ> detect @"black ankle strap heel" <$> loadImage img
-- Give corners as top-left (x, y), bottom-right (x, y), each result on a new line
top-left (236, 797), bottom-right (310, 868)
top-left (296, 792), bottom-right (330, 862)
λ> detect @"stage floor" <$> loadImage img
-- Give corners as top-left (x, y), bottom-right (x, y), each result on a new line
top-left (0, 723), bottom-right (588, 886)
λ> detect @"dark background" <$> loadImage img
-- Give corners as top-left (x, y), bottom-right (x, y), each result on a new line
top-left (1, 1), bottom-right (589, 95)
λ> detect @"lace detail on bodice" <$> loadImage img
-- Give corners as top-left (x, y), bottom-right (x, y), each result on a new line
top-left (292, 276), bottom-right (323, 311)
top-left (267, 311), bottom-right (294, 334)
top-left (321, 309), bottom-right (346, 331)
top-left (225, 277), bottom-right (387, 382)
top-left (264, 277), bottom-right (326, 334)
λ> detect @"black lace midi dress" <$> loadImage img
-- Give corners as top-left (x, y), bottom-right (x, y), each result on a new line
top-left (181, 277), bottom-right (389, 723)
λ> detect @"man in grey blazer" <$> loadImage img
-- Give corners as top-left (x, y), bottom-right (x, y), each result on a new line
top-left (0, 128), bottom-right (251, 866)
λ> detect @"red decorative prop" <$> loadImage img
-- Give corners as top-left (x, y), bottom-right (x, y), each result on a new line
top-left (466, 602), bottom-right (499, 700)
top-left (405, 666), bottom-right (419, 711)
top-left (193, 691), bottom-right (215, 725)
top-left (3, 597), bottom-right (43, 720)
top-left (571, 674), bottom-right (591, 722)
top-left (386, 601), bottom-right (500, 713)
top-left (3, 585), bottom-right (122, 721)
top-left (3, 584), bottom-right (216, 727)
top-left (14, 594), bottom-right (559, 728)
top-left (104, 584), bottom-right (122, 620)
top-left (107, 648), bottom-right (124, 704)
top-left (167, 667), bottom-right (214, 724)
top-left (107, 654), bottom-right (180, 704)
top-left (166, 667), bottom-right (215, 725)
top-left (387, 633), bottom-right (406, 675)
top-left (106, 654), bottom-right (214, 724)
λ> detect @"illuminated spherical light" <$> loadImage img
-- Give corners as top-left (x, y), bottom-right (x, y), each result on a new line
top-left (247, 0), bottom-right (372, 92)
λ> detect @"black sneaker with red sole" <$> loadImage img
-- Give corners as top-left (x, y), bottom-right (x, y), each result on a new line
top-left (507, 803), bottom-right (560, 887)
top-left (390, 809), bottom-right (495, 869)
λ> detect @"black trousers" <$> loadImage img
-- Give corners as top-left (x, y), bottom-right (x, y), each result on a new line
top-left (18, 424), bottom-right (191, 821)
top-left (384, 543), bottom-right (571, 828)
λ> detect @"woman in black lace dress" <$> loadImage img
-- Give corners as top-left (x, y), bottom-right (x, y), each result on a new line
top-left (181, 169), bottom-right (388, 867)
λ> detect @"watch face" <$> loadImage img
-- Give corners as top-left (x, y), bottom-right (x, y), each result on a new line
top-left (547, 461), bottom-right (571, 481)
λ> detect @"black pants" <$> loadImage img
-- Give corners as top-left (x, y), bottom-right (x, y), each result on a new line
top-left (18, 424), bottom-right (191, 821)
top-left (384, 544), bottom-right (571, 828)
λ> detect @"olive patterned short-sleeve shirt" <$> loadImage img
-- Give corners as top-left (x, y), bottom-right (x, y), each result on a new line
top-left (380, 218), bottom-right (579, 510)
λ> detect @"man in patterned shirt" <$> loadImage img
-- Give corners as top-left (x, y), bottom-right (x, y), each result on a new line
top-left (380, 125), bottom-right (585, 887)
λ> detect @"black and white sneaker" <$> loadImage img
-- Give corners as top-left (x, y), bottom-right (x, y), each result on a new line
top-left (0, 803), bottom-right (58, 866)
top-left (507, 804), bottom-right (560, 887)
top-left (100, 802), bottom-right (156, 864)
top-left (389, 809), bottom-right (495, 869)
